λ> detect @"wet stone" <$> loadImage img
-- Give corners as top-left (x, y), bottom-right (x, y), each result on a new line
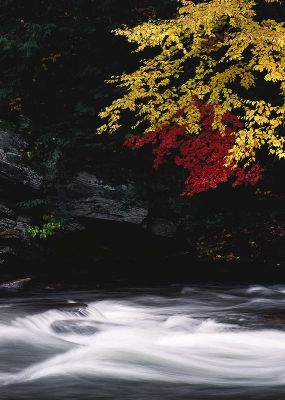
top-left (51, 319), bottom-right (100, 335)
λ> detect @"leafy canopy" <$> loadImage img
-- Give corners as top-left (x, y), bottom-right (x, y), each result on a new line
top-left (99, 0), bottom-right (285, 167)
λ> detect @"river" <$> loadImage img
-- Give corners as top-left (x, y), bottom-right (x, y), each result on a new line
top-left (1, 285), bottom-right (285, 399)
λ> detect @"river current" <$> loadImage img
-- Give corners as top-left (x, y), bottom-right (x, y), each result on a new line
top-left (1, 285), bottom-right (285, 399)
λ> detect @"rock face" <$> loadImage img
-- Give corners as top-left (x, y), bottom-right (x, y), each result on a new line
top-left (0, 129), bottom-right (42, 274)
top-left (54, 172), bottom-right (148, 229)
top-left (0, 127), bottom-right (284, 285)
top-left (0, 129), bottom-right (150, 280)
top-left (0, 201), bottom-right (35, 269)
top-left (0, 129), bottom-right (42, 193)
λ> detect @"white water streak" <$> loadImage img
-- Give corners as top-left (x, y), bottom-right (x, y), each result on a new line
top-left (1, 286), bottom-right (285, 387)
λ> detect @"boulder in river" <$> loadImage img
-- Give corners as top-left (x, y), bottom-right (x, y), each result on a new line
top-left (0, 277), bottom-right (32, 289)
top-left (51, 319), bottom-right (100, 335)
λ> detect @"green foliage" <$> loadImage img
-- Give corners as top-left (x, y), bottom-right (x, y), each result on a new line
top-left (16, 198), bottom-right (46, 209)
top-left (28, 220), bottom-right (61, 239)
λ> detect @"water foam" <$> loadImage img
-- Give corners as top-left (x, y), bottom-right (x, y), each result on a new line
top-left (1, 287), bottom-right (285, 389)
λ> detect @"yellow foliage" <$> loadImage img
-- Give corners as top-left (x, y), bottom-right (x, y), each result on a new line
top-left (99, 0), bottom-right (285, 166)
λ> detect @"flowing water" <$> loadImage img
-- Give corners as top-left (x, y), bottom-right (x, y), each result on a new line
top-left (1, 285), bottom-right (285, 399)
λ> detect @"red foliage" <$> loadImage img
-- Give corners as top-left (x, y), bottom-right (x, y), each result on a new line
top-left (124, 101), bottom-right (262, 196)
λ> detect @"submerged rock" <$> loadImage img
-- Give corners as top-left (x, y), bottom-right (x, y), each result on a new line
top-left (51, 319), bottom-right (100, 335)
top-left (48, 302), bottom-right (88, 312)
top-left (0, 277), bottom-right (32, 289)
top-left (263, 312), bottom-right (285, 322)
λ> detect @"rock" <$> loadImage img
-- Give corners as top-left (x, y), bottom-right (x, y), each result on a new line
top-left (0, 130), bottom-right (37, 263)
top-left (0, 218), bottom-right (29, 240)
top-left (0, 277), bottom-right (32, 289)
top-left (148, 218), bottom-right (178, 238)
top-left (0, 246), bottom-right (15, 264)
top-left (0, 204), bottom-right (16, 219)
top-left (50, 302), bottom-right (88, 312)
top-left (263, 312), bottom-right (285, 322)
top-left (25, 302), bottom-right (88, 312)
top-left (0, 129), bottom-right (42, 192)
top-left (0, 213), bottom-right (35, 268)
top-left (53, 172), bottom-right (148, 227)
top-left (51, 319), bottom-right (100, 335)
top-left (257, 312), bottom-right (285, 330)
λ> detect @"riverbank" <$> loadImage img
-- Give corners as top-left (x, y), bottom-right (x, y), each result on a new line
top-left (0, 128), bottom-right (284, 289)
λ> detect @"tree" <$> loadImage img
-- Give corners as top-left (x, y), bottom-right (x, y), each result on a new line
top-left (124, 100), bottom-right (263, 196)
top-left (0, 0), bottom-right (176, 180)
top-left (99, 0), bottom-right (285, 194)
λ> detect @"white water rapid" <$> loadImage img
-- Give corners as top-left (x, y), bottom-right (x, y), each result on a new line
top-left (1, 285), bottom-right (285, 399)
